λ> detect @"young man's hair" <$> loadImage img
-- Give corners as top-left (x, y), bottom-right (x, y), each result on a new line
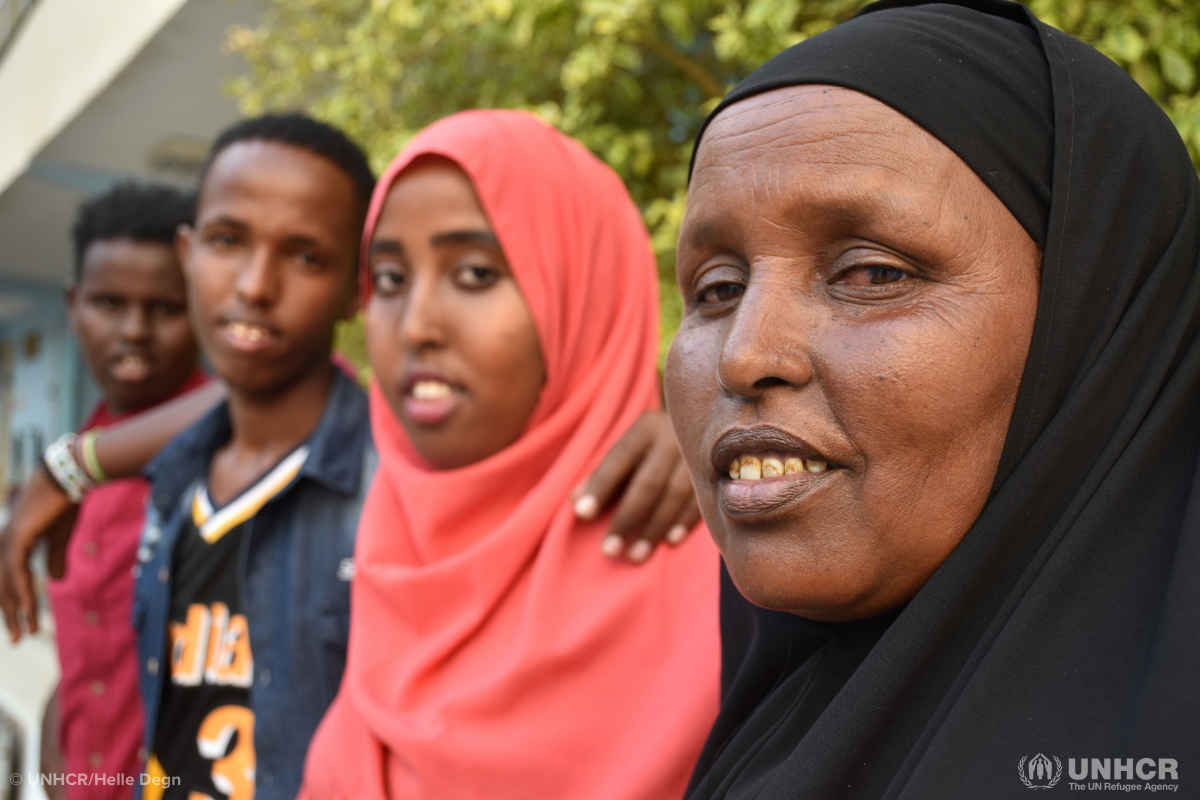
top-left (71, 182), bottom-right (196, 279)
top-left (201, 113), bottom-right (375, 209)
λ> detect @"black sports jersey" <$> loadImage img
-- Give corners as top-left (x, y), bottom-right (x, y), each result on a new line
top-left (150, 445), bottom-right (309, 800)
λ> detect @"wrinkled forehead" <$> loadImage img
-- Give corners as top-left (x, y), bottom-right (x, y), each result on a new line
top-left (687, 87), bottom-right (963, 228)
top-left (695, 86), bottom-right (936, 173)
top-left (689, 4), bottom-right (1053, 246)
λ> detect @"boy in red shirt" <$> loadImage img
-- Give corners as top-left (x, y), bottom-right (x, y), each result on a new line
top-left (45, 183), bottom-right (206, 798)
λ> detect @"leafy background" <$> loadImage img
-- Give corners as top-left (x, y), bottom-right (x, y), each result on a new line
top-left (224, 0), bottom-right (1200, 373)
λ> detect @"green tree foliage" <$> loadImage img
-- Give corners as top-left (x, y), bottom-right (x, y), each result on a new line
top-left (1029, 0), bottom-right (1200, 167)
top-left (227, 0), bottom-right (1200, 367)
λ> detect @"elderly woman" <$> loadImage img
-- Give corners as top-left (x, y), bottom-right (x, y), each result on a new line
top-left (665, 0), bottom-right (1199, 797)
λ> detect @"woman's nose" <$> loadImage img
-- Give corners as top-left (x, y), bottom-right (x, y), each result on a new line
top-left (716, 275), bottom-right (815, 399)
top-left (400, 278), bottom-right (448, 351)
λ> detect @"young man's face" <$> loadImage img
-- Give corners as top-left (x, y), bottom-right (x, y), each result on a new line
top-left (67, 239), bottom-right (197, 415)
top-left (177, 140), bottom-right (360, 398)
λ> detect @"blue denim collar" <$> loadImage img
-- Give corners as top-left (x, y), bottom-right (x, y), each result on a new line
top-left (145, 368), bottom-right (370, 514)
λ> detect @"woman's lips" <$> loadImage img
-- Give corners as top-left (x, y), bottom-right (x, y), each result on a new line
top-left (720, 468), bottom-right (837, 518)
top-left (403, 378), bottom-right (461, 427)
top-left (711, 429), bottom-right (841, 519)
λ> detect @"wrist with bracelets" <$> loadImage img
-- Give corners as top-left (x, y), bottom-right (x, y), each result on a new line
top-left (41, 429), bottom-right (107, 503)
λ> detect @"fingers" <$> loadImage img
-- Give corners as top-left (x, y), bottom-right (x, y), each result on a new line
top-left (0, 473), bottom-right (78, 641)
top-left (0, 521), bottom-right (37, 641)
top-left (600, 441), bottom-right (678, 559)
top-left (11, 532), bottom-right (39, 637)
top-left (576, 410), bottom-right (705, 564)
top-left (572, 415), bottom-right (655, 521)
top-left (0, 546), bottom-right (23, 643)
top-left (669, 498), bottom-right (702, 546)
top-left (625, 464), bottom-right (698, 561)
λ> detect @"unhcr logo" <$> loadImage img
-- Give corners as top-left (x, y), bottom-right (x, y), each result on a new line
top-left (1015, 754), bottom-right (1181, 792)
top-left (1019, 754), bottom-right (1063, 789)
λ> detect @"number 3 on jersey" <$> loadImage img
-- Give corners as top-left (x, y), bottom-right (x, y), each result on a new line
top-left (197, 705), bottom-right (255, 800)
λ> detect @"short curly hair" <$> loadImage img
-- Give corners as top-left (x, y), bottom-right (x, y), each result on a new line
top-left (71, 182), bottom-right (195, 280)
top-left (200, 113), bottom-right (375, 209)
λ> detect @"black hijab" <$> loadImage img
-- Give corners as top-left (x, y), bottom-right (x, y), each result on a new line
top-left (686, 1), bottom-right (1200, 798)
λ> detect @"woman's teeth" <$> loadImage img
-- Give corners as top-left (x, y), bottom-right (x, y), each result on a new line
top-left (728, 454), bottom-right (828, 480)
top-left (227, 321), bottom-right (269, 342)
top-left (411, 380), bottom-right (453, 400)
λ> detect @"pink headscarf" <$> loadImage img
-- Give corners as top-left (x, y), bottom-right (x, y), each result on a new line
top-left (301, 110), bottom-right (720, 799)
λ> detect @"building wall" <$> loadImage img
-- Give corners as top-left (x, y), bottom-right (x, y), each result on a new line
top-left (0, 279), bottom-right (97, 495)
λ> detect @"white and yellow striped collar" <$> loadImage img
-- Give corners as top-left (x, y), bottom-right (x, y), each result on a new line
top-left (191, 445), bottom-right (311, 544)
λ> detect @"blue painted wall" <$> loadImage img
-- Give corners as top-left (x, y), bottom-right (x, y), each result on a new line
top-left (0, 278), bottom-right (98, 490)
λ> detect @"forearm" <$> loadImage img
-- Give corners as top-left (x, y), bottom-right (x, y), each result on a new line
top-left (91, 380), bottom-right (226, 479)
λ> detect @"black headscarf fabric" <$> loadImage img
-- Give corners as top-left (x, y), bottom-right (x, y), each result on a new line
top-left (686, 1), bottom-right (1200, 798)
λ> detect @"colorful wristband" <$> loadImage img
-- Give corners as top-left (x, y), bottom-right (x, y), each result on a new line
top-left (42, 433), bottom-right (96, 503)
top-left (79, 428), bottom-right (108, 484)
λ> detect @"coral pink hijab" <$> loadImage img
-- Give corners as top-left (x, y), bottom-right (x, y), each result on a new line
top-left (301, 110), bottom-right (720, 799)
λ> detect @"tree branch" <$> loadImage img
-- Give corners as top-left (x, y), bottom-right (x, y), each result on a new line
top-left (638, 32), bottom-right (725, 99)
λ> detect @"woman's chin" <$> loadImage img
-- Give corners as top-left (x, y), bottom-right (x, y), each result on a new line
top-left (723, 548), bottom-right (897, 621)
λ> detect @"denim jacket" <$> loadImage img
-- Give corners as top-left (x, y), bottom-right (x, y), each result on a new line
top-left (132, 370), bottom-right (376, 800)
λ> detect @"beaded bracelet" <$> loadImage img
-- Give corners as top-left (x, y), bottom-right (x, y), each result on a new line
top-left (79, 428), bottom-right (108, 484)
top-left (42, 433), bottom-right (97, 503)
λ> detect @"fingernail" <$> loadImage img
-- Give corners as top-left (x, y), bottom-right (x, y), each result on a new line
top-left (601, 535), bottom-right (624, 558)
top-left (627, 540), bottom-right (652, 563)
top-left (667, 524), bottom-right (689, 545)
top-left (574, 494), bottom-right (599, 520)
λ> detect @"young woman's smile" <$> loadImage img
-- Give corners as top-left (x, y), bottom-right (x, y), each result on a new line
top-left (366, 155), bottom-right (545, 469)
top-left (402, 367), bottom-right (463, 426)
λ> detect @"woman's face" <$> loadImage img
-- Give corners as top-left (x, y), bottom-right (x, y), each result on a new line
top-left (665, 86), bottom-right (1041, 622)
top-left (366, 157), bottom-right (545, 469)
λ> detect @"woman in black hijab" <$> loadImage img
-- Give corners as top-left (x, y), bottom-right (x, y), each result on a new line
top-left (664, 0), bottom-right (1200, 797)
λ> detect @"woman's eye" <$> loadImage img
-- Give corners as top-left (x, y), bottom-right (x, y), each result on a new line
top-left (840, 265), bottom-right (910, 286)
top-left (697, 282), bottom-right (744, 306)
top-left (209, 232), bottom-right (237, 248)
top-left (372, 268), bottom-right (406, 295)
top-left (456, 265), bottom-right (499, 289)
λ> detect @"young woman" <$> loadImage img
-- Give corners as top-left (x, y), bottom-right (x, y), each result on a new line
top-left (300, 110), bottom-right (721, 799)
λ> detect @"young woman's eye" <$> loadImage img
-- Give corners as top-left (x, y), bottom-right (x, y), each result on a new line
top-left (697, 282), bottom-right (744, 306)
top-left (372, 267), bottom-right (407, 295)
top-left (839, 265), bottom-right (910, 286)
top-left (456, 265), bottom-right (499, 289)
top-left (209, 232), bottom-right (238, 248)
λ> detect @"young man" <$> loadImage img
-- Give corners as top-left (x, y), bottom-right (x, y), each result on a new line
top-left (131, 114), bottom-right (373, 800)
top-left (50, 182), bottom-right (204, 799)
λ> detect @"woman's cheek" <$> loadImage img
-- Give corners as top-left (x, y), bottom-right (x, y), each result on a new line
top-left (365, 298), bottom-right (407, 416)
top-left (664, 318), bottom-right (722, 477)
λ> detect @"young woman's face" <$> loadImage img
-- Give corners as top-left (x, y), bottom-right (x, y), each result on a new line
top-left (366, 157), bottom-right (545, 469)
